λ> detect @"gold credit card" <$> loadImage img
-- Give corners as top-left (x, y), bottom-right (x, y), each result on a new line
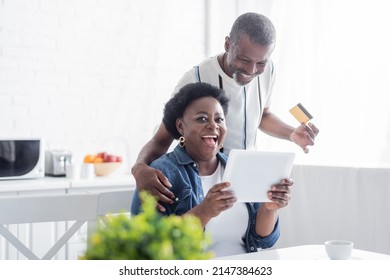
top-left (289, 103), bottom-right (313, 124)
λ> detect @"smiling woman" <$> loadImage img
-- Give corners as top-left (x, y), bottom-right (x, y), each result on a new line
top-left (131, 82), bottom-right (294, 258)
top-left (175, 96), bottom-right (226, 166)
top-left (162, 83), bottom-right (229, 170)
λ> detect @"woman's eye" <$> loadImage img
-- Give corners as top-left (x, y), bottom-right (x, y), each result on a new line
top-left (216, 117), bottom-right (224, 123)
top-left (197, 117), bottom-right (207, 122)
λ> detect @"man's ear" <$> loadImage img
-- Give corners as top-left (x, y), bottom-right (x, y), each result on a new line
top-left (224, 36), bottom-right (231, 52)
top-left (176, 118), bottom-right (184, 136)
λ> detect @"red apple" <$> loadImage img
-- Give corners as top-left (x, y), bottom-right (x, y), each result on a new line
top-left (97, 152), bottom-right (107, 159)
top-left (105, 155), bottom-right (117, 162)
top-left (102, 153), bottom-right (110, 162)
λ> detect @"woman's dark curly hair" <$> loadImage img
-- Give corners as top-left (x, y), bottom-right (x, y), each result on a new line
top-left (163, 82), bottom-right (229, 139)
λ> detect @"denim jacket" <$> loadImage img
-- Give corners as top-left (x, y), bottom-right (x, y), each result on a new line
top-left (131, 145), bottom-right (280, 253)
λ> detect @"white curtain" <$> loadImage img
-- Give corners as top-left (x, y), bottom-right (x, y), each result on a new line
top-left (209, 0), bottom-right (390, 167)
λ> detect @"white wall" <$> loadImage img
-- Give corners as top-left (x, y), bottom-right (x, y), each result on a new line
top-left (0, 0), bottom-right (206, 169)
top-left (277, 165), bottom-right (390, 255)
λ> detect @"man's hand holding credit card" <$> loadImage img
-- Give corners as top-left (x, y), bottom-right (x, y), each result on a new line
top-left (289, 103), bottom-right (319, 153)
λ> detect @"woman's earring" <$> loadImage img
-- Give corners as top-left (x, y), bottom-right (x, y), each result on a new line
top-left (219, 143), bottom-right (224, 153)
top-left (179, 136), bottom-right (185, 147)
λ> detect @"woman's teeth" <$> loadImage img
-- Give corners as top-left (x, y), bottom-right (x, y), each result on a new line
top-left (202, 135), bottom-right (217, 147)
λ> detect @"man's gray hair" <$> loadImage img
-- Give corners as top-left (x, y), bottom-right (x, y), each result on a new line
top-left (229, 12), bottom-right (276, 46)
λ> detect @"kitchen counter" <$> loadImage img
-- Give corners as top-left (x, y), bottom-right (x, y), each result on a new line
top-left (0, 174), bottom-right (136, 194)
top-left (0, 173), bottom-right (136, 260)
top-left (0, 177), bottom-right (70, 193)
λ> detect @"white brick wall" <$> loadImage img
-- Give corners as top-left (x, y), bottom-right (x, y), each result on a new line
top-left (0, 0), bottom-right (206, 169)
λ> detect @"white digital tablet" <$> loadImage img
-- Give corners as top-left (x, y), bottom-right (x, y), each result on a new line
top-left (222, 150), bottom-right (295, 202)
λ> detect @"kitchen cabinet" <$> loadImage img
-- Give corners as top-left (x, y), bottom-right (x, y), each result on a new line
top-left (0, 175), bottom-right (135, 260)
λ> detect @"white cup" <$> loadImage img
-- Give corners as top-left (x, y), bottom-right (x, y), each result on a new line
top-left (66, 163), bottom-right (81, 180)
top-left (324, 240), bottom-right (353, 260)
top-left (81, 163), bottom-right (95, 179)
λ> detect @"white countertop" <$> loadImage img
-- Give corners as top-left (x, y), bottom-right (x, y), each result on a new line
top-left (216, 245), bottom-right (390, 260)
top-left (0, 174), bottom-right (135, 193)
top-left (69, 174), bottom-right (135, 188)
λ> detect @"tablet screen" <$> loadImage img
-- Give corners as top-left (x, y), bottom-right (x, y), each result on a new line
top-left (222, 150), bottom-right (295, 202)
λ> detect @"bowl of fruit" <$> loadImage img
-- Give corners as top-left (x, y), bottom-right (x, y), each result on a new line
top-left (84, 152), bottom-right (123, 176)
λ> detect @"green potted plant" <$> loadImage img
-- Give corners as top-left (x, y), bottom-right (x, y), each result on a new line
top-left (82, 192), bottom-right (213, 260)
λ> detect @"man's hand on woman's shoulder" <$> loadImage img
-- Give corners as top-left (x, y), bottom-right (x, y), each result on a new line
top-left (132, 162), bottom-right (174, 212)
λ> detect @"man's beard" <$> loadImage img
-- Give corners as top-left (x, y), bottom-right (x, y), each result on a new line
top-left (232, 71), bottom-right (259, 86)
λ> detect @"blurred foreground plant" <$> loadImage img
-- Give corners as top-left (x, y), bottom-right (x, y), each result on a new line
top-left (82, 192), bottom-right (213, 260)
